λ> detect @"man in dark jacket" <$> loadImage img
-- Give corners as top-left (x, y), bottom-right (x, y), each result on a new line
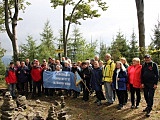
top-left (17, 61), bottom-right (29, 96)
top-left (81, 62), bottom-right (91, 101)
top-left (141, 54), bottom-right (159, 117)
top-left (25, 58), bottom-right (32, 92)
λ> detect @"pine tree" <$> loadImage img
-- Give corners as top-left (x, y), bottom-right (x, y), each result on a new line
top-left (39, 20), bottom-right (56, 60)
top-left (99, 42), bottom-right (108, 61)
top-left (128, 30), bottom-right (139, 63)
top-left (109, 32), bottom-right (129, 61)
top-left (19, 35), bottom-right (38, 61)
top-left (148, 20), bottom-right (160, 64)
top-left (0, 43), bottom-right (6, 75)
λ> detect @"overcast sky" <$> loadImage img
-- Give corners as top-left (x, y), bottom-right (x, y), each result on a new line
top-left (1, 0), bottom-right (160, 55)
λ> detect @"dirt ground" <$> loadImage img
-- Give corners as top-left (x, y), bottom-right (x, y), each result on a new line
top-left (0, 83), bottom-right (160, 120)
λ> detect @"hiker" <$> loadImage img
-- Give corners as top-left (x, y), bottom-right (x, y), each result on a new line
top-left (120, 57), bottom-right (129, 105)
top-left (102, 53), bottom-right (115, 105)
top-left (128, 58), bottom-right (142, 109)
top-left (5, 62), bottom-right (17, 99)
top-left (81, 61), bottom-right (91, 101)
top-left (31, 60), bottom-right (43, 98)
top-left (141, 54), bottom-right (159, 117)
top-left (17, 61), bottom-right (29, 96)
top-left (42, 62), bottom-right (52, 96)
top-left (25, 58), bottom-right (32, 93)
top-left (90, 61), bottom-right (105, 106)
top-left (112, 61), bottom-right (127, 110)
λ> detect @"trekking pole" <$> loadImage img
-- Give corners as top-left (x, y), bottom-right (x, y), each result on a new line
top-left (81, 80), bottom-right (92, 94)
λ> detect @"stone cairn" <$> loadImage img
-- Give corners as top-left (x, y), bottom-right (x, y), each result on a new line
top-left (1, 91), bottom-right (17, 120)
top-left (47, 96), bottom-right (67, 120)
top-left (16, 95), bottom-right (27, 110)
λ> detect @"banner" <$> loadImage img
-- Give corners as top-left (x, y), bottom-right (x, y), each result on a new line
top-left (43, 71), bottom-right (80, 92)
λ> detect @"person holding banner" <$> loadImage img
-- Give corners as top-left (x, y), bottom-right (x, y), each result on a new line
top-left (71, 63), bottom-right (81, 98)
top-left (81, 62), bottom-right (91, 101)
top-left (90, 61), bottom-right (105, 106)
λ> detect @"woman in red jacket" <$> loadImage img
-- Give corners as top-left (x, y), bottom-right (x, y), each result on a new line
top-left (128, 58), bottom-right (142, 109)
top-left (5, 62), bottom-right (17, 98)
top-left (31, 60), bottom-right (42, 98)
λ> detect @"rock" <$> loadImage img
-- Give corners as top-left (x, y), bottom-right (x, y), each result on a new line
top-left (47, 105), bottom-right (58, 120)
top-left (1, 92), bottom-right (17, 120)
top-left (60, 96), bottom-right (65, 109)
top-left (36, 99), bottom-right (41, 104)
top-left (33, 111), bottom-right (44, 120)
top-left (16, 95), bottom-right (27, 109)
top-left (14, 113), bottom-right (28, 120)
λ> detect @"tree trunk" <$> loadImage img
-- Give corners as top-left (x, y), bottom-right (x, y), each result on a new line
top-left (4, 0), bottom-right (19, 63)
top-left (63, 0), bottom-right (67, 57)
top-left (135, 0), bottom-right (145, 60)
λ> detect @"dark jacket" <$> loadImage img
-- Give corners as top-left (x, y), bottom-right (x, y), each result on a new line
top-left (112, 69), bottom-right (127, 90)
top-left (17, 66), bottom-right (29, 83)
top-left (81, 67), bottom-right (91, 81)
top-left (141, 62), bottom-right (159, 85)
top-left (90, 68), bottom-right (103, 91)
top-left (62, 67), bottom-right (71, 72)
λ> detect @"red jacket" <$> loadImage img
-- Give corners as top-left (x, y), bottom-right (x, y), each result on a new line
top-left (5, 68), bottom-right (17, 84)
top-left (31, 66), bottom-right (42, 82)
top-left (128, 64), bottom-right (142, 88)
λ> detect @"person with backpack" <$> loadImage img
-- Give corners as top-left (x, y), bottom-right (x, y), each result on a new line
top-left (102, 53), bottom-right (115, 105)
top-left (5, 62), bottom-right (17, 99)
top-left (141, 54), bottom-right (159, 117)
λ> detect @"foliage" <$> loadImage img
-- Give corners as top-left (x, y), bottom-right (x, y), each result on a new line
top-left (148, 20), bottom-right (160, 64)
top-left (0, 46), bottom-right (6, 75)
top-left (59, 26), bottom-right (96, 61)
top-left (38, 20), bottom-right (56, 61)
top-left (50, 0), bottom-right (108, 57)
top-left (109, 32), bottom-right (130, 61)
top-left (0, 2), bottom-right (5, 31)
top-left (128, 30), bottom-right (139, 63)
top-left (99, 41), bottom-right (108, 61)
top-left (19, 35), bottom-right (38, 61)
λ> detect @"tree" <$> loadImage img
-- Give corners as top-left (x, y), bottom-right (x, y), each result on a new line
top-left (148, 20), bottom-right (160, 64)
top-left (128, 30), bottom-right (139, 63)
top-left (99, 41), bottom-right (108, 61)
top-left (4, 0), bottom-right (30, 62)
top-left (38, 20), bottom-right (56, 60)
top-left (109, 32), bottom-right (129, 61)
top-left (50, 0), bottom-right (108, 57)
top-left (0, 43), bottom-right (6, 75)
top-left (0, 2), bottom-right (5, 31)
top-left (67, 26), bottom-right (96, 61)
top-left (135, 0), bottom-right (145, 59)
top-left (19, 35), bottom-right (38, 61)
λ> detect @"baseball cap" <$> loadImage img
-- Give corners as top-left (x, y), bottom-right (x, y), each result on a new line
top-left (144, 54), bottom-right (151, 58)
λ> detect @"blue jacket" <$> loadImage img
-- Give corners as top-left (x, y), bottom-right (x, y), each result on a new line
top-left (112, 69), bottom-right (127, 90)
top-left (90, 68), bottom-right (103, 91)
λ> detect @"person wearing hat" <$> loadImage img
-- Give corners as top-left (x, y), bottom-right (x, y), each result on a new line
top-left (141, 54), bottom-right (159, 117)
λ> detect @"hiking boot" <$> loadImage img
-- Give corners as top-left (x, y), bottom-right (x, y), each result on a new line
top-left (97, 101), bottom-right (102, 106)
top-left (135, 106), bottom-right (139, 109)
top-left (131, 105), bottom-right (135, 109)
top-left (143, 107), bottom-right (148, 112)
top-left (117, 104), bottom-right (123, 110)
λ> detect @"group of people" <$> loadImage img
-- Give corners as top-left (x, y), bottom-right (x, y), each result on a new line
top-left (5, 54), bottom-right (159, 117)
